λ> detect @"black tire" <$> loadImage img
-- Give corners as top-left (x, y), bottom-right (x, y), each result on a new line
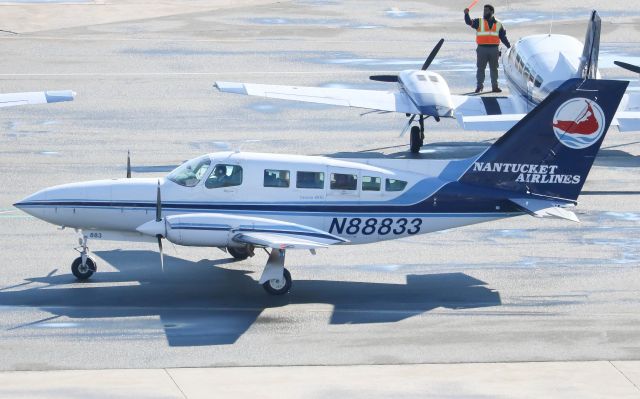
top-left (227, 246), bottom-right (250, 260)
top-left (410, 126), bottom-right (421, 154)
top-left (262, 268), bottom-right (292, 295)
top-left (71, 256), bottom-right (96, 280)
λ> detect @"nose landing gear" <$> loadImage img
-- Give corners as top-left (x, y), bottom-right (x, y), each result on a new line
top-left (71, 234), bottom-right (96, 280)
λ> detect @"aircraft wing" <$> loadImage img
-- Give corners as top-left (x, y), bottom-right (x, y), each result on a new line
top-left (0, 90), bottom-right (75, 108)
top-left (233, 232), bottom-right (336, 250)
top-left (451, 94), bottom-right (527, 131)
top-left (214, 81), bottom-right (421, 114)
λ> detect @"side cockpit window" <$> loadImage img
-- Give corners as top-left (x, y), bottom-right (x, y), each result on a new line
top-left (166, 156), bottom-right (211, 187)
top-left (264, 169), bottom-right (290, 188)
top-left (205, 164), bottom-right (243, 189)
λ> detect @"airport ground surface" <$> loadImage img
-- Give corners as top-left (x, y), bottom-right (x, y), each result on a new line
top-left (1, 0), bottom-right (640, 394)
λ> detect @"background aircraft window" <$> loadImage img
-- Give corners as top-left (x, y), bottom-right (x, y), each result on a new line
top-left (417, 75), bottom-right (427, 81)
top-left (330, 173), bottom-right (357, 190)
top-left (385, 178), bottom-right (407, 192)
top-left (296, 171), bottom-right (324, 189)
top-left (205, 164), bottom-right (243, 189)
top-left (534, 76), bottom-right (543, 88)
top-left (264, 169), bottom-right (290, 188)
top-left (167, 156), bottom-right (211, 187)
top-left (362, 176), bottom-right (381, 191)
top-left (429, 76), bottom-right (439, 83)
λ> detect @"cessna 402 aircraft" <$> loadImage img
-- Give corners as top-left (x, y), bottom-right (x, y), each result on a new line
top-left (15, 78), bottom-right (627, 295)
top-left (215, 11), bottom-right (639, 153)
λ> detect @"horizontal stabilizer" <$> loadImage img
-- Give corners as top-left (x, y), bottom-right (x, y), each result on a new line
top-left (233, 232), bottom-right (333, 250)
top-left (510, 198), bottom-right (579, 222)
top-left (615, 111), bottom-right (640, 132)
top-left (455, 113), bottom-right (525, 131)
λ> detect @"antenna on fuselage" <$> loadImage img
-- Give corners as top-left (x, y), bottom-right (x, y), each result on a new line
top-left (126, 150), bottom-right (131, 178)
top-left (549, 12), bottom-right (554, 36)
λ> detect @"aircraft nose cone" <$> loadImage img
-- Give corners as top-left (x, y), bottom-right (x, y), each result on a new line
top-left (13, 191), bottom-right (48, 218)
top-left (136, 220), bottom-right (165, 237)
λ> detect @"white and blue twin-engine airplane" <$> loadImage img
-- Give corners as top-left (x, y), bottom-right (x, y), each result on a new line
top-left (15, 78), bottom-right (628, 295)
top-left (215, 11), bottom-right (640, 153)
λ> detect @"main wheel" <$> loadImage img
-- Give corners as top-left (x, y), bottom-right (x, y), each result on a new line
top-left (71, 256), bottom-right (96, 280)
top-left (410, 126), bottom-right (422, 154)
top-left (262, 268), bottom-right (292, 295)
top-left (227, 246), bottom-right (251, 260)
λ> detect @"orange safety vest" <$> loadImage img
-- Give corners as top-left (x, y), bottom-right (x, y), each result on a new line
top-left (476, 18), bottom-right (501, 45)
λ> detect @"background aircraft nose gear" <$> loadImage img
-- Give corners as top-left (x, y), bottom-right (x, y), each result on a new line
top-left (71, 234), bottom-right (96, 280)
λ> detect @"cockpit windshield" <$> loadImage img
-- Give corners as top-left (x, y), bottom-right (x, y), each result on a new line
top-left (166, 155), bottom-right (211, 187)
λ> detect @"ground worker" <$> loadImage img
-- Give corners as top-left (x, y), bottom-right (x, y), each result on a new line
top-left (464, 4), bottom-right (511, 93)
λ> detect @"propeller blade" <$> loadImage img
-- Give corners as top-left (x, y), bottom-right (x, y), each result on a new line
top-left (369, 75), bottom-right (399, 82)
top-left (126, 150), bottom-right (131, 178)
top-left (155, 180), bottom-right (162, 223)
top-left (399, 114), bottom-right (416, 137)
top-left (422, 38), bottom-right (444, 71)
top-left (614, 60), bottom-right (640, 74)
top-left (157, 235), bottom-right (164, 273)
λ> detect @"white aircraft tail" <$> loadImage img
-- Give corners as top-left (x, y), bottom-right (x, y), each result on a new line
top-left (577, 10), bottom-right (601, 79)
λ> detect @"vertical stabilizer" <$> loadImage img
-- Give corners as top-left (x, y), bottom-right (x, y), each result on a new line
top-left (458, 79), bottom-right (628, 201)
top-left (577, 10), bottom-right (601, 79)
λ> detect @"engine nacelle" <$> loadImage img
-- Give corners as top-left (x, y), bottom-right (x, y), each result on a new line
top-left (398, 70), bottom-right (454, 117)
top-left (163, 214), bottom-right (233, 247)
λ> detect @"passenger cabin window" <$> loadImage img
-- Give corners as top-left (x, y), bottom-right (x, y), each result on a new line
top-left (362, 176), bottom-right (381, 191)
top-left (386, 178), bottom-right (407, 192)
top-left (205, 164), bottom-right (243, 189)
top-left (264, 169), bottom-right (290, 188)
top-left (429, 75), bottom-right (439, 83)
top-left (167, 156), bottom-right (211, 187)
top-left (417, 75), bottom-right (427, 81)
top-left (296, 171), bottom-right (324, 189)
top-left (330, 173), bottom-right (357, 191)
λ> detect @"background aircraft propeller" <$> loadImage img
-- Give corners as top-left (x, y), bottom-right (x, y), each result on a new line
top-left (615, 60), bottom-right (640, 74)
top-left (369, 38), bottom-right (444, 82)
top-left (155, 180), bottom-right (164, 272)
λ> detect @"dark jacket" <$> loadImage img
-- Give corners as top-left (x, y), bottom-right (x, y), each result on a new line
top-left (465, 13), bottom-right (511, 48)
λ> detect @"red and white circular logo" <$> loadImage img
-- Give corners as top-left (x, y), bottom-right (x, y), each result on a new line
top-left (552, 98), bottom-right (605, 149)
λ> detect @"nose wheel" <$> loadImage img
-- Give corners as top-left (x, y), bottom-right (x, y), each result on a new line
top-left (71, 232), bottom-right (96, 280)
top-left (409, 126), bottom-right (424, 153)
top-left (71, 256), bottom-right (96, 280)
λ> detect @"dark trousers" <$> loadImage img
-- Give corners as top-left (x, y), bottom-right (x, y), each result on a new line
top-left (476, 45), bottom-right (499, 89)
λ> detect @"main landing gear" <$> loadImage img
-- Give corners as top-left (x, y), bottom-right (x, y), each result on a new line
top-left (71, 234), bottom-right (96, 280)
top-left (227, 245), bottom-right (255, 261)
top-left (259, 249), bottom-right (292, 295)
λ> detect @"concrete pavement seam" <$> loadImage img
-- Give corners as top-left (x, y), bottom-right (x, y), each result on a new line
top-left (165, 368), bottom-right (188, 399)
top-left (609, 361), bottom-right (640, 392)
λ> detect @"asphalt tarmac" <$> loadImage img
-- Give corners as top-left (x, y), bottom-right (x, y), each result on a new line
top-left (0, 0), bottom-right (640, 374)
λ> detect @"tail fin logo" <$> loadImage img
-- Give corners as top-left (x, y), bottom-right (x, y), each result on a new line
top-left (552, 98), bottom-right (605, 149)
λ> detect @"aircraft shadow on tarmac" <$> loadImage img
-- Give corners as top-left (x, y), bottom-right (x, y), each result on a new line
top-left (0, 250), bottom-right (501, 347)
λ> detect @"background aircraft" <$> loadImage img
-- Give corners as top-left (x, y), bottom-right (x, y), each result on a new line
top-left (215, 10), bottom-right (639, 153)
top-left (15, 78), bottom-right (628, 295)
top-left (0, 89), bottom-right (75, 108)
